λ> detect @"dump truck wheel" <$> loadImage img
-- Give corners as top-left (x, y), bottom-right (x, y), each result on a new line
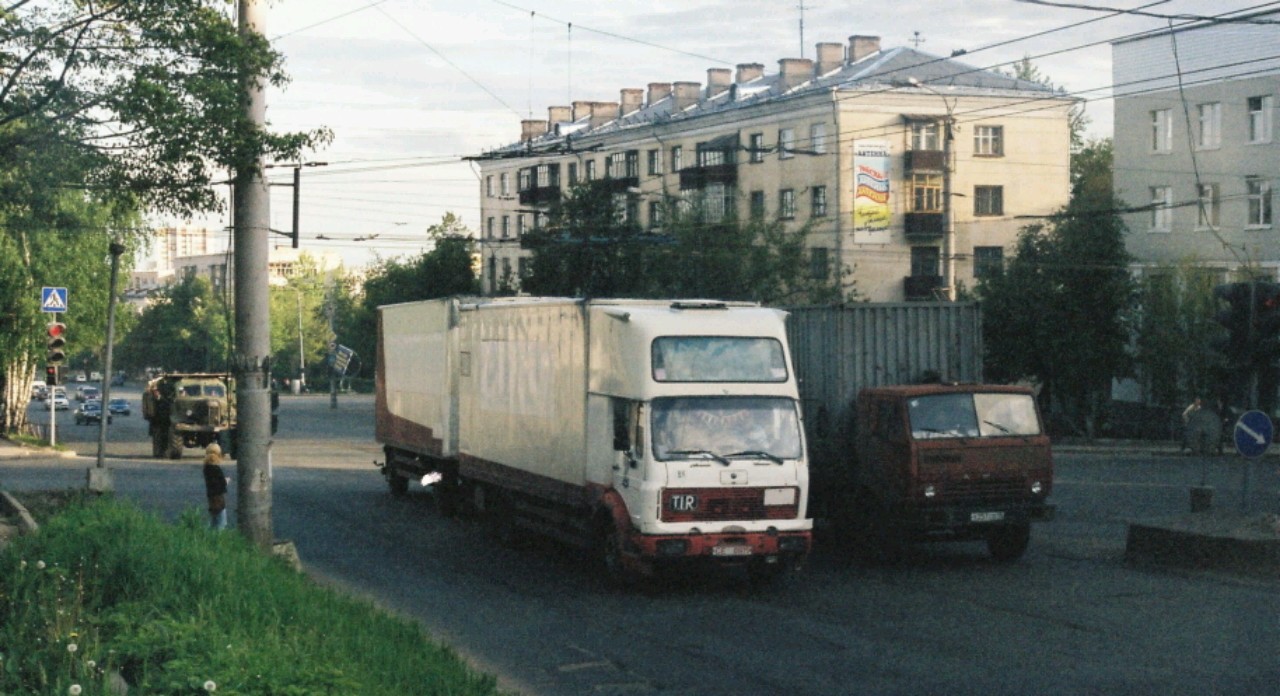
top-left (987, 522), bottom-right (1031, 562)
top-left (387, 471), bottom-right (409, 495)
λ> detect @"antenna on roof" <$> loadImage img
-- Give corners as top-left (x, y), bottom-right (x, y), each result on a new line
top-left (797, 2), bottom-right (813, 57)
top-left (911, 31), bottom-right (926, 49)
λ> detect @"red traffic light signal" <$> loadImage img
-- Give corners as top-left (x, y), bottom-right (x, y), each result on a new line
top-left (46, 322), bottom-right (66, 365)
top-left (45, 365), bottom-right (58, 387)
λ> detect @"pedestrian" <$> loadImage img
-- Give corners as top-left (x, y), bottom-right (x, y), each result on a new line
top-left (1180, 397), bottom-right (1202, 452)
top-left (203, 443), bottom-right (230, 530)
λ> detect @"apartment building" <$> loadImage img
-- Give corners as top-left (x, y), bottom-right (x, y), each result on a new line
top-left (472, 34), bottom-right (1074, 300)
top-left (1112, 11), bottom-right (1280, 280)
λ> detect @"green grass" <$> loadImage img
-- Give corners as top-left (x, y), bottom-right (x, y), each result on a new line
top-left (0, 495), bottom-right (506, 695)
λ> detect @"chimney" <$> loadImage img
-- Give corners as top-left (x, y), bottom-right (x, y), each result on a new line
top-left (672, 81), bottom-right (701, 111)
top-left (736, 62), bottom-right (764, 83)
top-left (589, 101), bottom-right (618, 129)
top-left (572, 100), bottom-right (593, 121)
top-left (647, 82), bottom-right (672, 106)
top-left (848, 35), bottom-right (881, 63)
top-left (815, 42), bottom-right (844, 77)
top-left (777, 58), bottom-right (813, 91)
top-left (547, 105), bottom-right (571, 125)
top-left (619, 88), bottom-right (644, 116)
top-left (521, 119), bottom-right (548, 142)
top-left (706, 68), bottom-right (732, 98)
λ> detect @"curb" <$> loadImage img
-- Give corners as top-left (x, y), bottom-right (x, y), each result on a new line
top-left (1125, 516), bottom-right (1280, 579)
top-left (0, 490), bottom-right (39, 535)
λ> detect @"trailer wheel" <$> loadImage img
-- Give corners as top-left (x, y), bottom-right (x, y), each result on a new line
top-left (387, 471), bottom-right (409, 495)
top-left (987, 522), bottom-right (1031, 562)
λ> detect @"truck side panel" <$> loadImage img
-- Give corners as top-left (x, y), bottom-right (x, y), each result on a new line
top-left (376, 300), bottom-right (457, 458)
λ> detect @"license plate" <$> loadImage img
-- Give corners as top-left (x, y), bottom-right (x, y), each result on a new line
top-left (971, 511), bottom-right (1005, 523)
top-left (712, 544), bottom-right (753, 557)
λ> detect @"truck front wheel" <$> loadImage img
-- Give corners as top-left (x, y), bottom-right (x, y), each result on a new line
top-left (166, 428), bottom-right (184, 459)
top-left (595, 518), bottom-right (632, 588)
top-left (387, 471), bottom-right (409, 495)
top-left (987, 522), bottom-right (1031, 562)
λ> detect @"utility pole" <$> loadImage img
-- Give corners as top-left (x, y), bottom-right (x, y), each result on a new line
top-left (88, 241), bottom-right (126, 493)
top-left (266, 161), bottom-right (328, 249)
top-left (235, 0), bottom-right (273, 550)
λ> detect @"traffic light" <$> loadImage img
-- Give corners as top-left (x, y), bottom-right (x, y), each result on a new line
top-left (46, 322), bottom-right (66, 366)
top-left (1252, 281), bottom-right (1280, 365)
top-left (45, 365), bottom-right (58, 387)
top-left (1213, 282), bottom-right (1252, 366)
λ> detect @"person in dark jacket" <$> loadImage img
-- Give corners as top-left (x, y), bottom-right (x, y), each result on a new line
top-left (203, 443), bottom-right (230, 530)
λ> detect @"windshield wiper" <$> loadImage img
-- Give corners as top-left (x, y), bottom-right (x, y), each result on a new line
top-left (725, 450), bottom-right (784, 464)
top-left (982, 420), bottom-right (1011, 434)
top-left (666, 449), bottom-right (730, 465)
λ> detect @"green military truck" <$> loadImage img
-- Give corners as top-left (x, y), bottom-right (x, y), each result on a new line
top-left (142, 373), bottom-right (237, 459)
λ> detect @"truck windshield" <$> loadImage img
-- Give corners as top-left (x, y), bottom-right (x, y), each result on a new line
top-left (908, 392), bottom-right (1041, 439)
top-left (651, 396), bottom-right (802, 461)
top-left (651, 336), bottom-right (788, 383)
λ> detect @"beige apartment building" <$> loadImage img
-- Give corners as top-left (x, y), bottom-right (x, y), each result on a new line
top-left (472, 34), bottom-right (1074, 301)
top-left (1112, 10), bottom-right (1280, 281)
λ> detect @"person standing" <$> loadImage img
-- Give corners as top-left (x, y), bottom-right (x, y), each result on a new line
top-left (203, 443), bottom-right (230, 530)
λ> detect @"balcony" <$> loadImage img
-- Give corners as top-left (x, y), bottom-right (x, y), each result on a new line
top-left (904, 149), bottom-right (945, 172)
top-left (904, 275), bottom-right (944, 301)
top-left (904, 212), bottom-right (945, 240)
top-left (679, 163), bottom-right (738, 190)
top-left (518, 186), bottom-right (561, 206)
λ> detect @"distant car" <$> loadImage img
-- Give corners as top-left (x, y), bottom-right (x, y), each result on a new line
top-left (74, 373), bottom-right (87, 382)
top-left (107, 398), bottom-right (131, 416)
top-left (46, 394), bottom-right (69, 411)
top-left (76, 386), bottom-right (99, 402)
top-left (74, 400), bottom-right (111, 425)
top-left (89, 371), bottom-right (103, 382)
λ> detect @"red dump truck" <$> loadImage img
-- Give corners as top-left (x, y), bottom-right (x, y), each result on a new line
top-left (376, 297), bottom-right (812, 584)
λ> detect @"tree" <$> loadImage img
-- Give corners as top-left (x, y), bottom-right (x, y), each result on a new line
top-left (116, 274), bottom-right (231, 375)
top-left (978, 138), bottom-right (1134, 437)
top-left (521, 182), bottom-right (847, 304)
top-left (1006, 55), bottom-right (1090, 149)
top-left (1132, 264), bottom-right (1221, 409)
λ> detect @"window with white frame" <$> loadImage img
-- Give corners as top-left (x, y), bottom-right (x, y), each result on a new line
top-left (648, 200), bottom-right (664, 228)
top-left (516, 214), bottom-right (525, 236)
top-left (647, 148), bottom-right (663, 175)
top-left (671, 145), bottom-right (683, 172)
top-left (1196, 183), bottom-right (1219, 229)
top-left (811, 185), bottom-right (827, 217)
top-left (1151, 109), bottom-right (1172, 152)
top-left (486, 217), bottom-right (495, 238)
top-left (810, 123), bottom-right (827, 154)
top-left (1150, 186), bottom-right (1172, 231)
top-left (1196, 103), bottom-right (1221, 149)
top-left (974, 186), bottom-right (1004, 216)
top-left (910, 121), bottom-right (940, 150)
top-left (912, 173), bottom-right (943, 212)
top-left (973, 125), bottom-right (1004, 156)
top-left (703, 182), bottom-right (733, 222)
top-left (779, 128), bottom-right (795, 159)
top-left (779, 188), bottom-right (796, 218)
top-left (486, 176), bottom-right (494, 197)
top-left (501, 215), bottom-right (510, 238)
top-left (585, 159), bottom-right (597, 181)
top-left (500, 172), bottom-right (510, 196)
top-left (1249, 96), bottom-right (1273, 144)
top-left (1247, 177), bottom-right (1273, 227)
top-left (568, 162), bottom-right (578, 184)
top-left (749, 133), bottom-right (765, 163)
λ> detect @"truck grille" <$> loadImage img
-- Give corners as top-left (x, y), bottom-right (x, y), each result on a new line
top-left (661, 487), bottom-right (799, 523)
top-left (941, 477), bottom-right (1027, 503)
top-left (183, 400), bottom-right (220, 426)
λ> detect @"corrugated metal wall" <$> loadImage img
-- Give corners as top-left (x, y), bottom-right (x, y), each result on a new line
top-left (785, 303), bottom-right (983, 434)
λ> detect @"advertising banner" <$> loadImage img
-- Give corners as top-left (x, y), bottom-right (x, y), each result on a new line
top-left (853, 140), bottom-right (891, 243)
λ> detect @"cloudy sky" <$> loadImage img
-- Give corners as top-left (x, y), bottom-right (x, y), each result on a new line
top-left (174, 0), bottom-right (1268, 269)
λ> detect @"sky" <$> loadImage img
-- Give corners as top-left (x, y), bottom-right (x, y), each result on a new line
top-left (160, 0), bottom-right (1273, 270)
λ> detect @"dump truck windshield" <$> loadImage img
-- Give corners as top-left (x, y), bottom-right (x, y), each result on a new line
top-left (908, 392), bottom-right (1041, 439)
top-left (651, 396), bottom-right (802, 461)
top-left (651, 336), bottom-right (787, 383)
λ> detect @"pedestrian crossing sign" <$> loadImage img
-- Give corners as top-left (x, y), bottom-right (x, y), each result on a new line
top-left (41, 287), bottom-right (68, 313)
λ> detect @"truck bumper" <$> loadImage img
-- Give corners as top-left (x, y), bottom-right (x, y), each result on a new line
top-left (899, 500), bottom-right (1054, 538)
top-left (628, 529), bottom-right (812, 564)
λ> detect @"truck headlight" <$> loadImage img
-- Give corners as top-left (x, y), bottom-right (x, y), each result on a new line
top-left (923, 484), bottom-right (937, 498)
top-left (1030, 480), bottom-right (1043, 495)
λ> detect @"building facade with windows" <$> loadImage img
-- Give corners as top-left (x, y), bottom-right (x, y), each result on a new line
top-left (1112, 12), bottom-right (1280, 279)
top-left (473, 34), bottom-right (1074, 301)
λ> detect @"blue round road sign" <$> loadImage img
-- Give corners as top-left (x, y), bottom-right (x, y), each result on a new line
top-left (1233, 410), bottom-right (1273, 458)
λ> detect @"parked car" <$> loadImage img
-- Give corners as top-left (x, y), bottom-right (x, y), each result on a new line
top-left (46, 393), bottom-right (69, 411)
top-left (76, 386), bottom-right (99, 402)
top-left (107, 398), bottom-right (131, 416)
top-left (74, 400), bottom-right (111, 425)
top-left (89, 371), bottom-right (103, 382)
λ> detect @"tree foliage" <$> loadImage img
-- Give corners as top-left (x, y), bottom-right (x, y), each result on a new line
top-left (520, 181), bottom-right (846, 304)
top-left (978, 139), bottom-right (1134, 436)
top-left (1132, 264), bottom-right (1221, 408)
top-left (1006, 55), bottom-right (1090, 149)
top-left (116, 274), bottom-right (231, 374)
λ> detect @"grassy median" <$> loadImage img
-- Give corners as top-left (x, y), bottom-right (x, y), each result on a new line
top-left (0, 493), bottom-right (505, 695)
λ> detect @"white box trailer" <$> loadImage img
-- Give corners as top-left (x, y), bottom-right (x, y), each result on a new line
top-left (376, 297), bottom-right (812, 584)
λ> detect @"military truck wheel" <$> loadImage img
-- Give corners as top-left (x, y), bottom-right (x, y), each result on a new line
top-left (987, 522), bottom-right (1031, 562)
top-left (166, 429), bottom-right (184, 459)
top-left (151, 429), bottom-right (165, 458)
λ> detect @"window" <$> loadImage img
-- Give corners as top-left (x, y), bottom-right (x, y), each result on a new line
top-left (517, 168), bottom-right (532, 192)
top-left (1249, 96), bottom-right (1273, 143)
top-left (910, 120), bottom-right (940, 150)
top-left (500, 172), bottom-right (509, 196)
top-left (1150, 186), bottom-right (1172, 231)
top-left (702, 182), bottom-right (733, 222)
top-left (779, 188), bottom-right (796, 219)
top-left (518, 258), bottom-right (529, 283)
top-left (1150, 109), bottom-right (1172, 152)
top-left (605, 154), bottom-right (618, 178)
top-left (810, 123), bottom-right (827, 154)
top-left (749, 133), bottom-right (765, 163)
top-left (974, 246), bottom-right (1004, 278)
top-left (808, 247), bottom-right (829, 281)
top-left (697, 143), bottom-right (726, 167)
top-left (973, 125), bottom-right (1003, 156)
top-left (974, 186), bottom-right (1004, 216)
top-left (911, 173), bottom-right (943, 212)
top-left (1196, 183), bottom-right (1219, 229)
top-left (585, 159), bottom-right (597, 181)
top-left (779, 128), bottom-right (795, 159)
top-left (486, 175), bottom-right (494, 197)
top-left (515, 214), bottom-right (525, 236)
top-left (1247, 177), bottom-right (1273, 228)
top-left (625, 196), bottom-right (639, 224)
top-left (652, 337), bottom-right (788, 383)
top-left (647, 148), bottom-right (663, 175)
top-left (535, 164), bottom-right (556, 188)
top-left (811, 185), bottom-right (827, 217)
top-left (486, 217), bottom-right (495, 239)
top-left (624, 150), bottom-right (640, 178)
top-left (501, 215), bottom-right (510, 238)
top-left (648, 200), bottom-right (664, 228)
top-left (671, 145), bottom-right (683, 172)
top-left (911, 246), bottom-right (940, 277)
top-left (749, 190), bottom-right (766, 219)
top-left (568, 162), bottom-right (578, 184)
top-left (1196, 102), bottom-right (1221, 149)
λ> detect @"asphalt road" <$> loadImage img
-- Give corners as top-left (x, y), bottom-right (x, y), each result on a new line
top-left (5, 394), bottom-right (1279, 695)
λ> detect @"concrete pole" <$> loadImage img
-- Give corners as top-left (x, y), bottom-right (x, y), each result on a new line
top-left (234, 0), bottom-right (273, 549)
top-left (89, 241), bottom-right (126, 492)
top-left (942, 113), bottom-right (955, 302)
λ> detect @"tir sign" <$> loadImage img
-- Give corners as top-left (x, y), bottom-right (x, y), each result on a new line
top-left (669, 494), bottom-right (698, 512)
top-left (46, 322), bottom-right (66, 365)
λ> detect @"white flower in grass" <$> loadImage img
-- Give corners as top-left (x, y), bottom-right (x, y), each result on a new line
top-left (36, 560), bottom-right (46, 569)
top-left (204, 680), bottom-right (217, 692)
top-left (86, 660), bottom-right (96, 669)
top-left (66, 643), bottom-right (77, 653)
top-left (68, 685), bottom-right (81, 695)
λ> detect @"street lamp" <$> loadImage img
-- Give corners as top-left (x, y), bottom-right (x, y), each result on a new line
top-left (907, 77), bottom-right (957, 301)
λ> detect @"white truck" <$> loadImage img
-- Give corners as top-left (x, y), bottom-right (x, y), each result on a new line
top-left (376, 297), bottom-right (812, 584)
